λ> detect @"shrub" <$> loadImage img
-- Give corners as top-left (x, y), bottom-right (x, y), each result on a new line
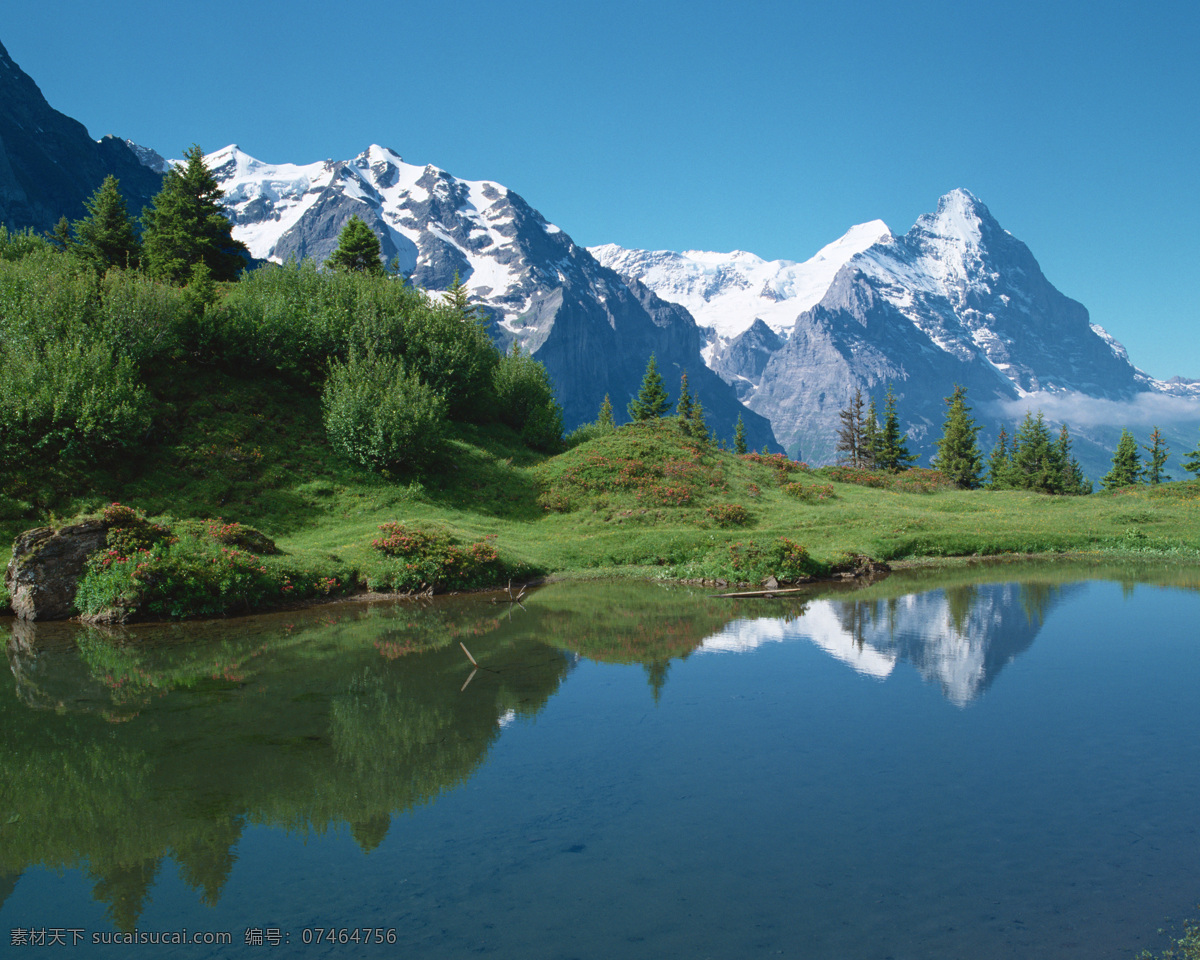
top-left (203, 519), bottom-right (279, 554)
top-left (322, 351), bottom-right (447, 472)
top-left (783, 481), bottom-right (837, 503)
top-left (366, 521), bottom-right (518, 593)
top-left (493, 344), bottom-right (564, 451)
top-left (0, 339), bottom-right (153, 463)
top-left (705, 503), bottom-right (751, 527)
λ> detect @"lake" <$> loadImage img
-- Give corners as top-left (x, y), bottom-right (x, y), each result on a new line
top-left (2, 562), bottom-right (1198, 958)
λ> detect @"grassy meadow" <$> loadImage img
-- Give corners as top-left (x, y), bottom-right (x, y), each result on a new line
top-left (4, 369), bottom-right (1199, 620)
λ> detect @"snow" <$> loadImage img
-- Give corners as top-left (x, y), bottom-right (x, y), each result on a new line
top-left (589, 220), bottom-right (891, 340)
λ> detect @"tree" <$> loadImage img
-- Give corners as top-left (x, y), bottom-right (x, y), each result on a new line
top-left (1182, 428), bottom-right (1200, 478)
top-left (493, 343), bottom-right (564, 451)
top-left (627, 354), bottom-right (670, 421)
top-left (1102, 429), bottom-right (1144, 489)
top-left (836, 387), bottom-right (867, 468)
top-left (734, 414), bottom-right (747, 455)
top-left (675, 372), bottom-right (694, 435)
top-left (876, 384), bottom-right (917, 472)
top-left (689, 396), bottom-right (708, 442)
top-left (73, 175), bottom-right (141, 272)
top-left (328, 215), bottom-right (384, 275)
top-left (1054, 423), bottom-right (1091, 495)
top-left (597, 394), bottom-right (616, 430)
top-left (46, 216), bottom-right (74, 253)
top-left (862, 396), bottom-right (880, 470)
top-left (1142, 426), bottom-right (1169, 484)
top-left (931, 384), bottom-right (982, 488)
top-left (141, 144), bottom-right (248, 283)
top-left (986, 426), bottom-right (1013, 489)
top-left (1010, 411), bottom-right (1059, 493)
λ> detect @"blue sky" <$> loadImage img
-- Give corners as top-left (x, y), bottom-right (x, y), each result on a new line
top-left (6, 0), bottom-right (1198, 378)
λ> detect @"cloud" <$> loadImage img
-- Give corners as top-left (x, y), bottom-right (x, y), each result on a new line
top-left (990, 391), bottom-right (1200, 429)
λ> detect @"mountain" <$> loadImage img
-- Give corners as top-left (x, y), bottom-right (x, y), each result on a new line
top-left (0, 41), bottom-right (162, 233)
top-left (196, 144), bottom-right (780, 449)
top-left (595, 190), bottom-right (1199, 468)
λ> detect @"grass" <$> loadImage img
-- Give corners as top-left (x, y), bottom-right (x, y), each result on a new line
top-left (3, 374), bottom-right (1199, 620)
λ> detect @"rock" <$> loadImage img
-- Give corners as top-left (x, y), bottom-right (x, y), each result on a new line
top-left (5, 520), bottom-right (108, 621)
top-left (762, 575), bottom-right (779, 590)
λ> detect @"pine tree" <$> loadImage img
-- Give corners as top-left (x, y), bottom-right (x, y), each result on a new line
top-left (141, 144), bottom-right (248, 283)
top-left (627, 354), bottom-right (670, 421)
top-left (986, 426), bottom-right (1013, 489)
top-left (689, 396), bottom-right (708, 443)
top-left (1054, 423), bottom-right (1091, 495)
top-left (328, 215), bottom-right (385, 275)
top-left (1101, 428), bottom-right (1145, 489)
top-left (1010, 411), bottom-right (1057, 493)
top-left (1182, 428), bottom-right (1200, 478)
top-left (931, 384), bottom-right (982, 488)
top-left (73, 175), bottom-right (141, 272)
top-left (734, 414), bottom-right (747, 455)
top-left (597, 394), bottom-right (615, 430)
top-left (46, 216), bottom-right (74, 253)
top-left (675, 372), bottom-right (694, 435)
top-left (836, 387), bottom-right (867, 467)
top-left (877, 384), bottom-right (917, 472)
top-left (862, 396), bottom-right (880, 470)
top-left (1142, 426), bottom-right (1169, 484)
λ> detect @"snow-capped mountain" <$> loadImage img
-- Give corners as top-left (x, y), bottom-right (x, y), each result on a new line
top-left (591, 219), bottom-right (891, 345)
top-left (598, 189), bottom-right (1198, 467)
top-left (197, 144), bottom-right (780, 448)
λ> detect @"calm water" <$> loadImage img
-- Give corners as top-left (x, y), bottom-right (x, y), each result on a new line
top-left (2, 564), bottom-right (1198, 959)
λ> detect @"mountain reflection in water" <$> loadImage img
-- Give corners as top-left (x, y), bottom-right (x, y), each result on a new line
top-left (699, 580), bottom-right (1078, 705)
top-left (1, 565), bottom-right (1196, 947)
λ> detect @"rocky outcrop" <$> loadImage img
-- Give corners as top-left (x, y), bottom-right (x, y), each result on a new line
top-left (5, 520), bottom-right (108, 621)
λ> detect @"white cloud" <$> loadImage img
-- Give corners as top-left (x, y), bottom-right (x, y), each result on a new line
top-left (991, 391), bottom-right (1200, 429)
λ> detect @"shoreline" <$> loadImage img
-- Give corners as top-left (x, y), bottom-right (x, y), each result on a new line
top-left (5, 547), bottom-right (1198, 631)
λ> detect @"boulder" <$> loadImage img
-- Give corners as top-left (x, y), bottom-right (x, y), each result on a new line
top-left (5, 520), bottom-right (108, 621)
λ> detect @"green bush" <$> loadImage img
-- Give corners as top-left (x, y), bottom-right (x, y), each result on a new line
top-left (322, 351), bottom-right (447, 472)
top-left (493, 344), bottom-right (564, 451)
top-left (216, 262), bottom-right (498, 419)
top-left (705, 503), bottom-right (751, 527)
top-left (365, 521), bottom-right (521, 593)
top-left (0, 339), bottom-right (152, 462)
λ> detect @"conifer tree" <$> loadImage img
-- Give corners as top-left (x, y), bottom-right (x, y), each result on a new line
top-left (46, 216), bottom-right (74, 253)
top-left (1010, 411), bottom-right (1057, 493)
top-left (1142, 426), bottom-right (1169, 484)
top-left (986, 426), bottom-right (1013, 489)
top-left (1182, 428), bottom-right (1200, 478)
top-left (141, 144), bottom-right (248, 283)
top-left (690, 396), bottom-right (708, 443)
top-left (931, 384), bottom-right (982, 488)
top-left (328, 215), bottom-right (385, 275)
top-left (597, 394), bottom-right (615, 430)
top-left (877, 384), bottom-right (917, 472)
top-left (1101, 428), bottom-right (1145, 489)
top-left (73, 175), bottom-right (141, 272)
top-left (862, 396), bottom-right (880, 470)
top-left (627, 354), bottom-right (670, 421)
top-left (734, 414), bottom-right (747, 455)
top-left (675, 372), bottom-right (694, 435)
top-left (836, 387), bottom-right (867, 467)
top-left (1054, 423), bottom-right (1091, 495)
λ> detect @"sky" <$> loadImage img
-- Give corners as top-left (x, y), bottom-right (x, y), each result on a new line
top-left (5, 0), bottom-right (1198, 379)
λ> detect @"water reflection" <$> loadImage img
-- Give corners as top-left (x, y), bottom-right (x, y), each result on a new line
top-left (0, 601), bottom-right (575, 929)
top-left (2, 564), bottom-right (1196, 939)
top-left (698, 581), bottom-right (1081, 705)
